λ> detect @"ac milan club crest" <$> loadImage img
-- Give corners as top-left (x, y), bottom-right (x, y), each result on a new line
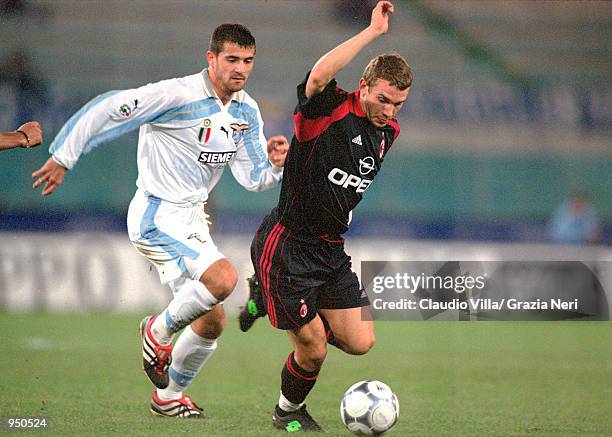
top-left (299, 303), bottom-right (308, 318)
top-left (379, 136), bottom-right (386, 159)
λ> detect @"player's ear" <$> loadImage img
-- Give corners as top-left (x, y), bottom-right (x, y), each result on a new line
top-left (359, 79), bottom-right (369, 96)
top-left (206, 51), bottom-right (215, 67)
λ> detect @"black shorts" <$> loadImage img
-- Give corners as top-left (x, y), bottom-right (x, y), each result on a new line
top-left (251, 212), bottom-right (370, 330)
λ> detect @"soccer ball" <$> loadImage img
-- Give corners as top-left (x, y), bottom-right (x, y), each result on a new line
top-left (341, 380), bottom-right (399, 436)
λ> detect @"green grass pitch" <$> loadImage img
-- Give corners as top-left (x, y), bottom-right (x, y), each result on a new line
top-left (0, 313), bottom-right (610, 436)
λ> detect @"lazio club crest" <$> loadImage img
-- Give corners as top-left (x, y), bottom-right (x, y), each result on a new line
top-left (230, 122), bottom-right (249, 145)
top-left (197, 120), bottom-right (250, 145)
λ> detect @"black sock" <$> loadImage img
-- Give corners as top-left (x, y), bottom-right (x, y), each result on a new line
top-left (280, 351), bottom-right (319, 406)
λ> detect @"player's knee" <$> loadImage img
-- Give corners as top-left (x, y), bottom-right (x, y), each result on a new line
top-left (345, 333), bottom-right (375, 355)
top-left (303, 345), bottom-right (327, 370)
top-left (295, 338), bottom-right (327, 371)
top-left (201, 259), bottom-right (238, 301)
top-left (217, 270), bottom-right (238, 301)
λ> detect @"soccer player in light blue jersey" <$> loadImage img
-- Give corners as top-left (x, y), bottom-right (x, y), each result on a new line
top-left (32, 24), bottom-right (289, 418)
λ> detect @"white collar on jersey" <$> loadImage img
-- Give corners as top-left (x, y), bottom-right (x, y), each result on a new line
top-left (200, 68), bottom-right (245, 104)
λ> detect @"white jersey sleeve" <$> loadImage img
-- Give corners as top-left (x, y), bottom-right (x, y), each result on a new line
top-left (228, 96), bottom-right (283, 192)
top-left (48, 70), bottom-right (282, 204)
top-left (50, 80), bottom-right (184, 170)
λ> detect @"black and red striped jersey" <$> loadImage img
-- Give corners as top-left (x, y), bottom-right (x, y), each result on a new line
top-left (274, 72), bottom-right (401, 238)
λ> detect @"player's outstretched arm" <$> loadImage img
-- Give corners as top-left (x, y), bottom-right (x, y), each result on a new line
top-left (31, 80), bottom-right (184, 196)
top-left (306, 0), bottom-right (394, 98)
top-left (0, 121), bottom-right (42, 150)
top-left (0, 131), bottom-right (28, 150)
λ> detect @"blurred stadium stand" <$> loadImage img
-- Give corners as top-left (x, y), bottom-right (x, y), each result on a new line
top-left (0, 0), bottom-right (610, 243)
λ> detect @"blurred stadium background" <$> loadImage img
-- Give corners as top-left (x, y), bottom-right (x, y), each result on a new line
top-left (1, 2), bottom-right (611, 436)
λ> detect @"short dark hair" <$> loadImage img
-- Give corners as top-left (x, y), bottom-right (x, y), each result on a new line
top-left (209, 24), bottom-right (256, 54)
top-left (362, 53), bottom-right (413, 90)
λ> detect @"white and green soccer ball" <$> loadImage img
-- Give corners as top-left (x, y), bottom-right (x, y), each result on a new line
top-left (340, 380), bottom-right (399, 436)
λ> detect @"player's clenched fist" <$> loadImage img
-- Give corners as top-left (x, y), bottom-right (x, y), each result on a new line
top-left (267, 135), bottom-right (289, 167)
top-left (17, 121), bottom-right (43, 148)
top-left (32, 157), bottom-right (67, 196)
top-left (369, 1), bottom-right (394, 36)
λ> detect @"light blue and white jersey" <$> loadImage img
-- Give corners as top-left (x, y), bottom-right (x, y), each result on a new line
top-left (50, 69), bottom-right (282, 204)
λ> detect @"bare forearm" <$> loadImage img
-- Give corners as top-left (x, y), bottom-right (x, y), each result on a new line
top-left (0, 131), bottom-right (27, 150)
top-left (307, 27), bottom-right (382, 97)
top-left (306, 1), bottom-right (394, 98)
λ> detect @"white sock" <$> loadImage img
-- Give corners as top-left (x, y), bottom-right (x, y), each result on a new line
top-left (156, 325), bottom-right (218, 400)
top-left (151, 280), bottom-right (219, 345)
top-left (150, 311), bottom-right (175, 345)
top-left (156, 384), bottom-right (183, 401)
top-left (278, 391), bottom-right (302, 412)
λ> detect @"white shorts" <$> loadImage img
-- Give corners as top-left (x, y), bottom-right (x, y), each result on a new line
top-left (127, 189), bottom-right (225, 286)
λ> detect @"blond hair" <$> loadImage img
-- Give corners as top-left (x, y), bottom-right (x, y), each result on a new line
top-left (362, 53), bottom-right (413, 90)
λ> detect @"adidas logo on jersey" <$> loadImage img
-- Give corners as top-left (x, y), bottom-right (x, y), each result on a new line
top-left (351, 135), bottom-right (362, 146)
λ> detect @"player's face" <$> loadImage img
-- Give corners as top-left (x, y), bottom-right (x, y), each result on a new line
top-left (207, 42), bottom-right (255, 94)
top-left (359, 79), bottom-right (409, 128)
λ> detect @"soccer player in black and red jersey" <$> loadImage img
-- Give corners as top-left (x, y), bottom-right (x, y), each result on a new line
top-left (248, 1), bottom-right (412, 431)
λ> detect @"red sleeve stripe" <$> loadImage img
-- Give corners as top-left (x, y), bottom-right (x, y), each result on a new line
top-left (293, 99), bottom-right (350, 143)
